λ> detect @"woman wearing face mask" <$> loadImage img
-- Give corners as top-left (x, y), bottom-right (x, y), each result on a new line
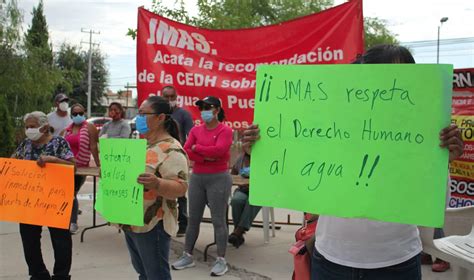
top-left (228, 151), bottom-right (259, 248)
top-left (122, 96), bottom-right (188, 280)
top-left (172, 96), bottom-right (233, 277)
top-left (63, 104), bottom-right (100, 234)
top-left (99, 102), bottom-right (131, 138)
top-left (12, 111), bottom-right (75, 280)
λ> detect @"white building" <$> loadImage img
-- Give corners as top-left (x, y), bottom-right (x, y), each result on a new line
top-left (101, 89), bottom-right (137, 119)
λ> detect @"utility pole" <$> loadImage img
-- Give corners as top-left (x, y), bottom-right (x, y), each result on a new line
top-left (436, 17), bottom-right (449, 64)
top-left (124, 83), bottom-right (137, 118)
top-left (81, 28), bottom-right (100, 118)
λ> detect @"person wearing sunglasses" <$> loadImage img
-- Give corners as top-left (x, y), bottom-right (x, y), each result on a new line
top-left (172, 96), bottom-right (233, 277)
top-left (63, 104), bottom-right (100, 234)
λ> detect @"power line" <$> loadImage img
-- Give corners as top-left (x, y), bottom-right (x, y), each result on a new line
top-left (415, 53), bottom-right (474, 58)
top-left (104, 84), bottom-right (134, 87)
top-left (413, 47), bottom-right (474, 53)
top-left (81, 28), bottom-right (100, 118)
top-left (402, 37), bottom-right (474, 44)
top-left (108, 75), bottom-right (136, 80)
top-left (402, 37), bottom-right (474, 48)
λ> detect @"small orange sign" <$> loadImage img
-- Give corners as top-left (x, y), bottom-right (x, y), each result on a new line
top-left (0, 158), bottom-right (74, 229)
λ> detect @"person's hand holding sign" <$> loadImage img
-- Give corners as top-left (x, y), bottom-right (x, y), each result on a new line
top-left (37, 155), bottom-right (74, 168)
top-left (242, 124), bottom-right (260, 155)
top-left (137, 173), bottom-right (161, 190)
top-left (439, 124), bottom-right (464, 162)
top-left (137, 172), bottom-right (187, 199)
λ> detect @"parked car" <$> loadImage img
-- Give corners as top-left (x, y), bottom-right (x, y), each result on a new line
top-left (87, 117), bottom-right (112, 132)
top-left (87, 117), bottom-right (138, 138)
top-left (129, 117), bottom-right (139, 138)
top-left (129, 117), bottom-right (136, 132)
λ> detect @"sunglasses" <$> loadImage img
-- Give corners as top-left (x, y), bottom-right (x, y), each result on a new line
top-left (198, 104), bottom-right (215, 111)
top-left (71, 112), bottom-right (85, 117)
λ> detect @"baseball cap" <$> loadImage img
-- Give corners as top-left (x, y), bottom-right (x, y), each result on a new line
top-left (195, 96), bottom-right (221, 107)
top-left (54, 93), bottom-right (69, 103)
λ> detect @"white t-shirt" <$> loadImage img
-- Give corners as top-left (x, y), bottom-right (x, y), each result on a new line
top-left (315, 179), bottom-right (451, 269)
top-left (315, 216), bottom-right (422, 269)
top-left (47, 111), bottom-right (72, 136)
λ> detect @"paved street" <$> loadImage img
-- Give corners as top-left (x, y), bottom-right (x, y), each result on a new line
top-left (0, 178), bottom-right (456, 279)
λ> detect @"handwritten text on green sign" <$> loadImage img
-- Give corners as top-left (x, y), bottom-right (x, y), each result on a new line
top-left (96, 138), bottom-right (146, 226)
top-left (250, 64), bottom-right (452, 227)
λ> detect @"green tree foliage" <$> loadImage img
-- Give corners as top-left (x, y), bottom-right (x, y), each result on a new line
top-left (0, 0), bottom-right (22, 48)
top-left (55, 43), bottom-right (109, 114)
top-left (0, 0), bottom-right (24, 156)
top-left (24, 0), bottom-right (53, 64)
top-left (364, 17), bottom-right (398, 49)
top-left (192, 0), bottom-right (332, 29)
top-left (16, 0), bottom-right (60, 115)
top-left (0, 0), bottom-right (60, 117)
top-left (0, 0), bottom-right (62, 155)
top-left (130, 0), bottom-right (397, 49)
top-left (0, 94), bottom-right (15, 157)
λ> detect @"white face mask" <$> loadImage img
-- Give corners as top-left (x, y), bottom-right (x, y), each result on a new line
top-left (58, 102), bottom-right (69, 112)
top-left (169, 101), bottom-right (177, 108)
top-left (25, 126), bottom-right (44, 141)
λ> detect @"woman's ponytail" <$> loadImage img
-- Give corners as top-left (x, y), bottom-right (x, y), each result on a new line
top-left (217, 107), bottom-right (226, 122)
top-left (164, 115), bottom-right (181, 142)
top-left (147, 95), bottom-right (181, 142)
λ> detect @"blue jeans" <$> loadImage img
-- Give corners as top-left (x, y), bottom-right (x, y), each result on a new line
top-left (311, 249), bottom-right (421, 280)
top-left (231, 188), bottom-right (261, 231)
top-left (124, 222), bottom-right (171, 280)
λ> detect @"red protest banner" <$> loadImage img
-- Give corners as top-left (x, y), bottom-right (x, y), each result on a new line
top-left (449, 68), bottom-right (474, 207)
top-left (137, 0), bottom-right (364, 129)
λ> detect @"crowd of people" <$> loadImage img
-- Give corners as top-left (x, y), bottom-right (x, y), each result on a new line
top-left (9, 44), bottom-right (463, 280)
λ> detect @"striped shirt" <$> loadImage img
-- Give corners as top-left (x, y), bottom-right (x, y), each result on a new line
top-left (64, 122), bottom-right (91, 167)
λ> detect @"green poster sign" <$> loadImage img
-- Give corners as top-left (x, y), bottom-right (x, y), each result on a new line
top-left (250, 64), bottom-right (453, 227)
top-left (96, 138), bottom-right (147, 226)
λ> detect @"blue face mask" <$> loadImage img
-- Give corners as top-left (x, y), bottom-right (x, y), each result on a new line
top-left (201, 110), bottom-right (214, 123)
top-left (72, 115), bottom-right (86, 125)
top-left (240, 166), bottom-right (250, 178)
top-left (135, 114), bottom-right (149, 134)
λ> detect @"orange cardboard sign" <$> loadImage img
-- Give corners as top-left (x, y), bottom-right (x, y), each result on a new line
top-left (0, 158), bottom-right (74, 229)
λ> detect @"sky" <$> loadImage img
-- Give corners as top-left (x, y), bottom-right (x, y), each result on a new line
top-left (18, 0), bottom-right (474, 94)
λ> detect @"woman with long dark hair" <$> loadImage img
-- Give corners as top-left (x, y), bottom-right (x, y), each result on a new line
top-left (242, 44), bottom-right (464, 280)
top-left (120, 96), bottom-right (189, 280)
top-left (172, 96), bottom-right (233, 277)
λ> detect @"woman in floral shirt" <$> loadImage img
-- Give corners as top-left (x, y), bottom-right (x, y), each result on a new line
top-left (122, 96), bottom-right (189, 280)
top-left (12, 111), bottom-right (75, 280)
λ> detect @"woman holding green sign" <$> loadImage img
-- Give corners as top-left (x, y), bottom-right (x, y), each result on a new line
top-left (242, 44), bottom-right (464, 280)
top-left (120, 96), bottom-right (189, 280)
